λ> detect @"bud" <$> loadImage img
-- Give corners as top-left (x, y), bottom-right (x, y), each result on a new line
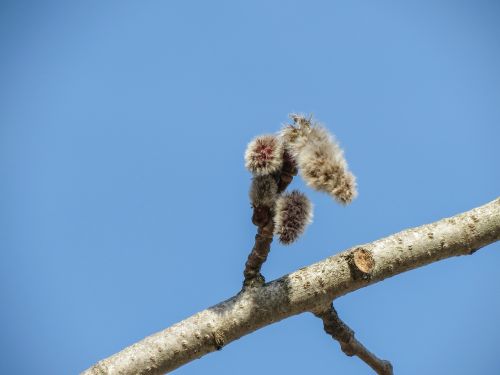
top-left (245, 135), bottom-right (284, 176)
top-left (274, 190), bottom-right (313, 245)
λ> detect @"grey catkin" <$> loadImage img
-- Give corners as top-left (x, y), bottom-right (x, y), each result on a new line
top-left (281, 115), bottom-right (357, 204)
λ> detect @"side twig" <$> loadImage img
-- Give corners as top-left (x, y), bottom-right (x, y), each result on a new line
top-left (314, 303), bottom-right (393, 375)
top-left (243, 151), bottom-right (297, 286)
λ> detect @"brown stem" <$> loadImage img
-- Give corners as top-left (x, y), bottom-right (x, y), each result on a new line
top-left (315, 303), bottom-right (393, 375)
top-left (277, 149), bottom-right (298, 193)
top-left (243, 219), bottom-right (274, 286)
top-left (243, 150), bottom-right (297, 287)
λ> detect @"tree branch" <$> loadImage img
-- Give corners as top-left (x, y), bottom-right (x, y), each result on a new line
top-left (82, 198), bottom-right (500, 375)
top-left (314, 303), bottom-right (393, 375)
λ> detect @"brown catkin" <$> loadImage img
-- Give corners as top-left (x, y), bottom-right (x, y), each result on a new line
top-left (274, 190), bottom-right (313, 245)
top-left (249, 175), bottom-right (278, 208)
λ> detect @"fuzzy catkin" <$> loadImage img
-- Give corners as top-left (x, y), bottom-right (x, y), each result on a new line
top-left (244, 135), bottom-right (284, 176)
top-left (249, 175), bottom-right (278, 208)
top-left (281, 115), bottom-right (357, 204)
top-left (274, 190), bottom-right (313, 245)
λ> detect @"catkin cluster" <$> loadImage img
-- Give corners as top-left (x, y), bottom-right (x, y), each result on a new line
top-left (245, 135), bottom-right (282, 211)
top-left (244, 114), bottom-right (356, 245)
top-left (245, 131), bottom-right (312, 245)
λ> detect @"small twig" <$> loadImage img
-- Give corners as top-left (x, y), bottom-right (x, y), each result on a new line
top-left (314, 303), bottom-right (393, 375)
top-left (243, 150), bottom-right (297, 287)
top-left (243, 217), bottom-right (274, 286)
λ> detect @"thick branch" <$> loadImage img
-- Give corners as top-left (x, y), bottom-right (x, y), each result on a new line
top-left (314, 304), bottom-right (393, 375)
top-left (82, 198), bottom-right (500, 375)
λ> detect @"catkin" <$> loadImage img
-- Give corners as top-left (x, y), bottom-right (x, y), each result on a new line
top-left (249, 175), bottom-right (278, 208)
top-left (281, 115), bottom-right (357, 204)
top-left (274, 190), bottom-right (313, 245)
top-left (244, 135), bottom-right (284, 176)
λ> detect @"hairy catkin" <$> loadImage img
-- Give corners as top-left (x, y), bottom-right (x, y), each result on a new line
top-left (244, 135), bottom-right (284, 176)
top-left (281, 115), bottom-right (357, 204)
top-left (249, 175), bottom-right (278, 208)
top-left (274, 190), bottom-right (313, 245)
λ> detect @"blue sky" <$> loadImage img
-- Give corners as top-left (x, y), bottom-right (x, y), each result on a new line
top-left (1, 1), bottom-right (499, 374)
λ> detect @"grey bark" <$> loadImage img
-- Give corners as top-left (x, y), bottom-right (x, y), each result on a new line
top-left (82, 198), bottom-right (500, 375)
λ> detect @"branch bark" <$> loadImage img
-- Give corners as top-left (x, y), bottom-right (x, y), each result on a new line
top-left (82, 198), bottom-right (500, 375)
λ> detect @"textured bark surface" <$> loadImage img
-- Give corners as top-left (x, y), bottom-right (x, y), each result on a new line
top-left (82, 198), bottom-right (500, 375)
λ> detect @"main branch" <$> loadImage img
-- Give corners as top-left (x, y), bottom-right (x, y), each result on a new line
top-left (82, 198), bottom-right (500, 375)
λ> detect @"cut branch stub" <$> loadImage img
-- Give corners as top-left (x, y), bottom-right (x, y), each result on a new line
top-left (347, 247), bottom-right (375, 281)
top-left (353, 248), bottom-right (375, 273)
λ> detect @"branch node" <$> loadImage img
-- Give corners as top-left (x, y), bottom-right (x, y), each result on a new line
top-left (242, 273), bottom-right (265, 288)
top-left (252, 206), bottom-right (271, 227)
top-left (212, 330), bottom-right (226, 351)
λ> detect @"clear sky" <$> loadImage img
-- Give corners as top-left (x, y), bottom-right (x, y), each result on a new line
top-left (1, 1), bottom-right (499, 374)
